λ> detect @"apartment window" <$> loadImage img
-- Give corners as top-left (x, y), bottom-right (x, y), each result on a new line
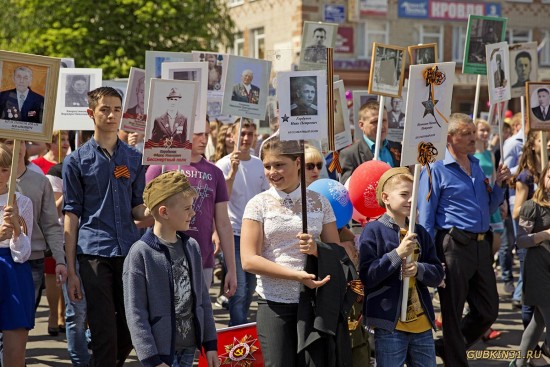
top-left (252, 28), bottom-right (265, 59)
top-left (419, 25), bottom-right (444, 61)
top-left (452, 26), bottom-right (466, 63)
top-left (233, 32), bottom-right (244, 56)
top-left (359, 21), bottom-right (389, 59)
top-left (541, 31), bottom-right (550, 66)
top-left (506, 29), bottom-right (532, 44)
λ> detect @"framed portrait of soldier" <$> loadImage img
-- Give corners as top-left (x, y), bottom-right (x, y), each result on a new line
top-left (509, 42), bottom-right (538, 98)
top-left (192, 51), bottom-right (228, 99)
top-left (333, 80), bottom-right (353, 150)
top-left (54, 68), bottom-right (102, 131)
top-left (463, 15), bottom-right (507, 75)
top-left (277, 70), bottom-right (327, 141)
top-left (144, 51), bottom-right (193, 110)
top-left (143, 78), bottom-right (198, 165)
top-left (368, 43), bottom-right (406, 98)
top-left (384, 88), bottom-right (408, 143)
top-left (298, 21), bottom-right (338, 71)
top-left (526, 82), bottom-right (550, 131)
top-left (486, 42), bottom-right (511, 105)
top-left (121, 67), bottom-right (146, 133)
top-left (161, 62), bottom-right (208, 133)
top-left (408, 44), bottom-right (438, 65)
top-left (0, 51), bottom-right (60, 142)
top-left (221, 55), bottom-right (271, 120)
top-left (351, 90), bottom-right (378, 142)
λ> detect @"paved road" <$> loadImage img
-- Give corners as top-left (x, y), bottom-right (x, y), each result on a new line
top-left (24, 268), bottom-right (547, 366)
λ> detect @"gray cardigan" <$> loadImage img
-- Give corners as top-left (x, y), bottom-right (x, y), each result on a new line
top-left (123, 229), bottom-right (217, 367)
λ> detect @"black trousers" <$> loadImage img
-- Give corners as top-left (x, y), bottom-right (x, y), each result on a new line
top-left (78, 255), bottom-right (133, 367)
top-left (257, 299), bottom-right (304, 367)
top-left (435, 230), bottom-right (499, 367)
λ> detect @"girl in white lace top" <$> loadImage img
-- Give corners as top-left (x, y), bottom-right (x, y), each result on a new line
top-left (0, 143), bottom-right (35, 367)
top-left (241, 136), bottom-right (340, 366)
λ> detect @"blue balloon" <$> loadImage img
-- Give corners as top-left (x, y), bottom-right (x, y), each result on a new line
top-left (308, 178), bottom-right (353, 229)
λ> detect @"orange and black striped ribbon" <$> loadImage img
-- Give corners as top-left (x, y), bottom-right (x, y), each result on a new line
top-left (114, 165), bottom-right (130, 179)
top-left (328, 150), bottom-right (342, 173)
top-left (18, 215), bottom-right (28, 235)
top-left (417, 142), bottom-right (438, 201)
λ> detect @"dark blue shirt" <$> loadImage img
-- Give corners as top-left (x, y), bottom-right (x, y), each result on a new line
top-left (62, 137), bottom-right (145, 257)
top-left (417, 148), bottom-right (504, 239)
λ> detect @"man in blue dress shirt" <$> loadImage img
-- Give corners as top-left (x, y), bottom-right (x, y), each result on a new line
top-left (63, 87), bottom-right (152, 367)
top-left (418, 113), bottom-right (511, 367)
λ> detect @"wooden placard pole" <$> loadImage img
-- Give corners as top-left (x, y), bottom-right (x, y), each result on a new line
top-left (472, 75), bottom-right (481, 120)
top-left (400, 163), bottom-right (421, 321)
top-left (374, 95), bottom-right (385, 161)
top-left (541, 131), bottom-right (549, 170)
top-left (7, 140), bottom-right (21, 206)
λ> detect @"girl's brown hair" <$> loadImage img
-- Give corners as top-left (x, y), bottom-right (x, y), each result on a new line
top-left (260, 135), bottom-right (302, 162)
top-left (511, 130), bottom-right (541, 185)
top-left (212, 123), bottom-right (233, 162)
top-left (0, 143), bottom-right (13, 168)
top-left (532, 164), bottom-right (550, 208)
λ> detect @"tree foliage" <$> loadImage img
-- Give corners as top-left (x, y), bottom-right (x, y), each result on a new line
top-left (0, 0), bottom-right (235, 79)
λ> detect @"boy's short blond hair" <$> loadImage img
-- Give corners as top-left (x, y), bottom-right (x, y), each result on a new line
top-left (376, 167), bottom-right (413, 208)
top-left (143, 171), bottom-right (197, 216)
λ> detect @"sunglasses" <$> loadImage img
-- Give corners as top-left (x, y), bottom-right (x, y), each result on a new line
top-left (306, 162), bottom-right (323, 170)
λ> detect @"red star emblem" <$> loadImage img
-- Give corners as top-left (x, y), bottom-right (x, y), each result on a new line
top-left (218, 334), bottom-right (259, 367)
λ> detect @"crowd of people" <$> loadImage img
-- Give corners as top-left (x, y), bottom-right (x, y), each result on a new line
top-left (0, 85), bottom-right (548, 367)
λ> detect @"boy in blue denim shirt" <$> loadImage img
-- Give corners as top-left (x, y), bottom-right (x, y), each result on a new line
top-left (359, 167), bottom-right (444, 366)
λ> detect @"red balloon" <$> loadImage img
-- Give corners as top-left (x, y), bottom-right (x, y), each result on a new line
top-left (344, 177), bottom-right (368, 225)
top-left (348, 160), bottom-right (391, 218)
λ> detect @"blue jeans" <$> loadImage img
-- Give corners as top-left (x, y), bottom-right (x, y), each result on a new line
top-left (62, 262), bottom-right (91, 367)
top-left (513, 247), bottom-right (526, 303)
top-left (172, 347), bottom-right (196, 367)
top-left (229, 235), bottom-right (257, 326)
top-left (374, 329), bottom-right (436, 367)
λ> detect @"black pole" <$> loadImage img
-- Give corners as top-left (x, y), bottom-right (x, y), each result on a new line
top-left (300, 139), bottom-right (307, 233)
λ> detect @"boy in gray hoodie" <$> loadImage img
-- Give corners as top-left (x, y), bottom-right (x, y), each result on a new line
top-left (123, 171), bottom-right (219, 367)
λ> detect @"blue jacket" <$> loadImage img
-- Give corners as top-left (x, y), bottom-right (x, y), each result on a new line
top-left (123, 229), bottom-right (217, 367)
top-left (359, 214), bottom-right (444, 331)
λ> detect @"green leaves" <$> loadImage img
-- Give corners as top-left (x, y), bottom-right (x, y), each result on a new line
top-left (0, 0), bottom-right (234, 79)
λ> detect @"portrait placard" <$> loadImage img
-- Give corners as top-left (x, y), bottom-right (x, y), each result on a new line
top-left (0, 51), bottom-right (60, 142)
top-left (351, 90), bottom-right (378, 142)
top-left (102, 80), bottom-right (127, 105)
top-left (385, 88), bottom-right (408, 143)
top-left (463, 15), bottom-right (507, 75)
top-left (161, 62), bottom-right (208, 133)
top-left (54, 68), bottom-right (102, 131)
top-left (298, 21), bottom-right (338, 71)
top-left (368, 43), bottom-right (406, 98)
top-left (144, 51), bottom-right (192, 110)
top-left (277, 70), bottom-right (327, 141)
top-left (486, 42), bottom-right (511, 104)
top-left (408, 44), bottom-right (438, 66)
top-left (192, 51), bottom-right (228, 99)
top-left (401, 62), bottom-right (456, 166)
top-left (509, 42), bottom-right (538, 98)
top-left (60, 58), bottom-right (75, 68)
top-left (143, 78), bottom-right (198, 165)
top-left (221, 55), bottom-right (271, 120)
top-left (121, 67), bottom-right (146, 133)
top-left (333, 80), bottom-right (353, 150)
top-left (526, 82), bottom-right (550, 131)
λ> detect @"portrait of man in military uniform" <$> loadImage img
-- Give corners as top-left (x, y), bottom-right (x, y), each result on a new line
top-left (290, 77), bottom-right (317, 116)
top-left (231, 69), bottom-right (260, 104)
top-left (151, 87), bottom-right (189, 146)
top-left (0, 65), bottom-right (44, 124)
top-left (303, 28), bottom-right (328, 64)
